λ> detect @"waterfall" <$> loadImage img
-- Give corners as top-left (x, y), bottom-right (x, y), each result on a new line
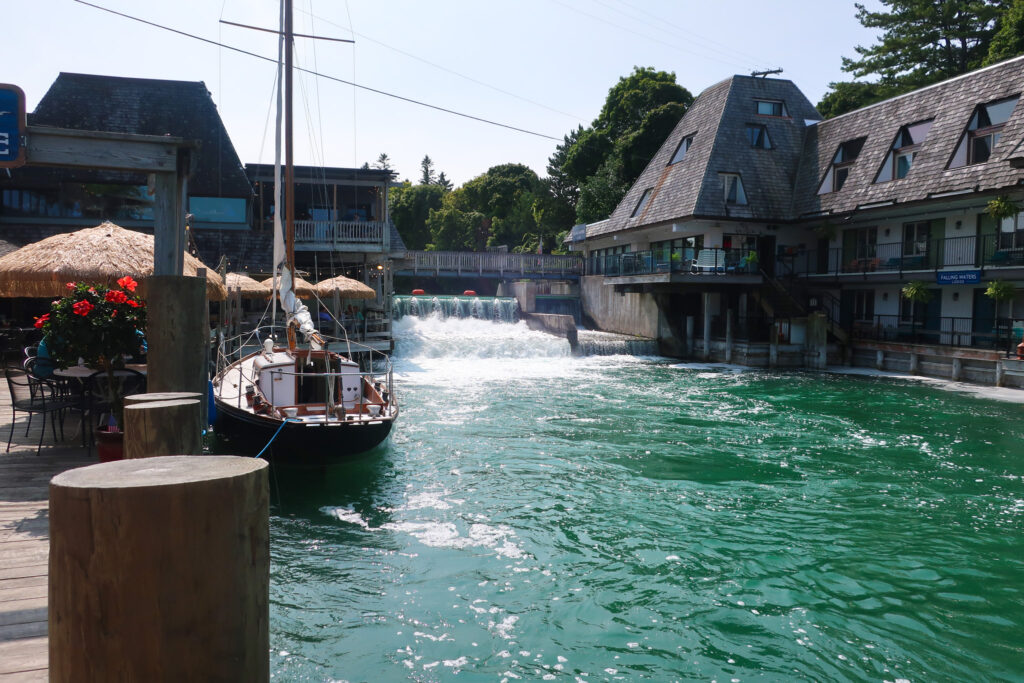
top-left (575, 330), bottom-right (659, 357)
top-left (393, 295), bottom-right (519, 323)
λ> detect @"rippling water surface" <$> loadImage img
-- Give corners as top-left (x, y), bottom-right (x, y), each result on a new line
top-left (268, 316), bottom-right (1024, 682)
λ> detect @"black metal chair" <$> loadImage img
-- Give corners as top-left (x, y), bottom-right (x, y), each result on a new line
top-left (4, 366), bottom-right (76, 456)
top-left (86, 368), bottom-right (147, 437)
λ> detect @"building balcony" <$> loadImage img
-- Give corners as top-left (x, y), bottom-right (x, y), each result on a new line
top-left (781, 234), bottom-right (1024, 279)
top-left (288, 219), bottom-right (392, 252)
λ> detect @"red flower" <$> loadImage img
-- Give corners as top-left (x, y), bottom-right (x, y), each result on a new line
top-left (88, 287), bottom-right (96, 294)
top-left (65, 282), bottom-right (76, 290)
top-left (105, 290), bottom-right (128, 304)
top-left (33, 314), bottom-right (49, 329)
top-left (110, 310), bottom-right (118, 318)
top-left (118, 276), bottom-right (138, 292)
top-left (126, 299), bottom-right (139, 308)
top-left (72, 300), bottom-right (94, 316)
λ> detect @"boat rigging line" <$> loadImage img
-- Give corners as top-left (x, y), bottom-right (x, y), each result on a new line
top-left (72, 0), bottom-right (562, 141)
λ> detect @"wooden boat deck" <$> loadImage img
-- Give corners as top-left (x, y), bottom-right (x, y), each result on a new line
top-left (0, 377), bottom-right (93, 681)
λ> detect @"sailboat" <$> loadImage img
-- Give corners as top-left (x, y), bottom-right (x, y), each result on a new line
top-left (212, 0), bottom-right (398, 461)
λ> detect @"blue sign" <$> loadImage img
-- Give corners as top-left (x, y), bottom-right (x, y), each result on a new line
top-left (936, 270), bottom-right (980, 285)
top-left (0, 84), bottom-right (26, 168)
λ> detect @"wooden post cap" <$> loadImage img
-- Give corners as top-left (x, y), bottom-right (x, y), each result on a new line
top-left (125, 391), bottom-right (202, 405)
top-left (51, 454), bottom-right (265, 489)
top-left (49, 455), bottom-right (269, 682)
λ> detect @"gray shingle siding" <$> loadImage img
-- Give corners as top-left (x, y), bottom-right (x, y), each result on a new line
top-left (589, 58), bottom-right (1024, 239)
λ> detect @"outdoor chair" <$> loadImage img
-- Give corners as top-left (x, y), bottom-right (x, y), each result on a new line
top-left (86, 368), bottom-right (147, 428)
top-left (4, 366), bottom-right (76, 456)
top-left (690, 249), bottom-right (726, 274)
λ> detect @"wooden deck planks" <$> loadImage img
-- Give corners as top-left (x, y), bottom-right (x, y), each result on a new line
top-left (0, 377), bottom-right (94, 681)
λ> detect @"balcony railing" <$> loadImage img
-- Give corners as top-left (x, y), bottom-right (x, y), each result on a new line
top-left (781, 234), bottom-right (1024, 277)
top-left (593, 248), bottom-right (758, 276)
top-left (404, 250), bottom-right (583, 276)
top-left (848, 314), bottom-right (1015, 351)
top-left (293, 220), bottom-right (390, 250)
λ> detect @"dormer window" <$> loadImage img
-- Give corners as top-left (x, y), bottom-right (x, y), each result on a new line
top-left (756, 100), bottom-right (787, 117)
top-left (720, 173), bottom-right (747, 205)
top-left (631, 188), bottom-right (653, 217)
top-left (818, 137), bottom-right (866, 194)
top-left (949, 95), bottom-right (1019, 167)
top-left (746, 124), bottom-right (771, 149)
top-left (669, 135), bottom-right (694, 164)
top-left (875, 119), bottom-right (933, 182)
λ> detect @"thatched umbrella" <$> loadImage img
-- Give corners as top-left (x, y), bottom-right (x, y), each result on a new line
top-left (314, 274), bottom-right (377, 300)
top-left (0, 222), bottom-right (226, 300)
top-left (225, 272), bottom-right (272, 299)
top-left (260, 275), bottom-right (316, 299)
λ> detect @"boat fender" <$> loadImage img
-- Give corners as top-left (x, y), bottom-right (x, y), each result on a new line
top-left (411, 288), bottom-right (425, 295)
top-left (463, 290), bottom-right (476, 296)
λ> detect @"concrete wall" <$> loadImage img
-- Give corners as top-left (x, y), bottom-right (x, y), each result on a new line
top-left (521, 312), bottom-right (578, 350)
top-left (579, 275), bottom-right (659, 338)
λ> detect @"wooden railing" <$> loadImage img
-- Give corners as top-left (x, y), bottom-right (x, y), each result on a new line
top-left (293, 220), bottom-right (390, 250)
top-left (399, 250), bottom-right (584, 276)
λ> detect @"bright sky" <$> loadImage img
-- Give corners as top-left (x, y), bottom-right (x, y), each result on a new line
top-left (9, 0), bottom-right (882, 186)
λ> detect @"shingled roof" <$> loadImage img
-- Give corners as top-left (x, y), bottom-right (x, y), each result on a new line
top-left (29, 72), bottom-right (252, 198)
top-left (792, 55), bottom-right (1024, 217)
top-left (591, 75), bottom-right (820, 238)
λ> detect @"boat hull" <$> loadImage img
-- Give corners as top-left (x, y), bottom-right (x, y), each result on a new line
top-left (213, 399), bottom-right (394, 464)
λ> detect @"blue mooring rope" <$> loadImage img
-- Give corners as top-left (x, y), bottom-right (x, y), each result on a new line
top-left (255, 418), bottom-right (296, 459)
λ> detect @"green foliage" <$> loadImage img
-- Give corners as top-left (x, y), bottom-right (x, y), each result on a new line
top-left (576, 159), bottom-right (628, 224)
top-left (426, 205), bottom-right (486, 251)
top-left (37, 278), bottom-right (147, 427)
top-left (901, 280), bottom-right (933, 303)
top-left (419, 155), bottom-right (437, 185)
top-left (843, 0), bottom-right (1005, 89)
top-left (373, 153), bottom-right (393, 171)
top-left (552, 66), bottom-right (692, 224)
top-left (390, 182), bottom-right (445, 250)
top-left (985, 0), bottom-right (1024, 63)
top-left (816, 81), bottom-right (897, 119)
top-left (985, 278), bottom-right (1016, 301)
top-left (986, 195), bottom-right (1021, 221)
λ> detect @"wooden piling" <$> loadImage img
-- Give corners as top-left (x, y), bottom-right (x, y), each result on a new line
top-left (123, 398), bottom-right (202, 459)
top-left (49, 456), bottom-right (269, 683)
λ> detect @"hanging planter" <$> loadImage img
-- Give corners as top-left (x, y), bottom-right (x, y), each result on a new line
top-left (986, 195), bottom-right (1021, 222)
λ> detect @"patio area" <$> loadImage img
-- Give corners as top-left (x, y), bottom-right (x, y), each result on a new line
top-left (0, 376), bottom-right (93, 681)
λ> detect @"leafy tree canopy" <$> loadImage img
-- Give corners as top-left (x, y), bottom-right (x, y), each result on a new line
top-left (554, 67), bottom-right (692, 223)
top-left (390, 182), bottom-right (445, 251)
top-left (819, 0), bottom-right (1018, 118)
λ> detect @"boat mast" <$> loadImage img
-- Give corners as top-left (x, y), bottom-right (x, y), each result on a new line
top-left (284, 0), bottom-right (295, 273)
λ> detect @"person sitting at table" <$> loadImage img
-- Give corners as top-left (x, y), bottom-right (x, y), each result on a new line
top-left (33, 337), bottom-right (56, 379)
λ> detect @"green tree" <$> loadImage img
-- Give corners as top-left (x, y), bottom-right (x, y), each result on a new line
top-left (816, 81), bottom-right (893, 118)
top-left (373, 153), bottom-right (393, 171)
top-left (419, 155), bottom-right (437, 185)
top-left (389, 182), bottom-right (445, 250)
top-left (436, 171), bottom-right (454, 192)
top-left (985, 0), bottom-right (1024, 63)
top-left (426, 204), bottom-right (486, 251)
top-left (842, 0), bottom-right (1005, 89)
top-left (552, 67), bottom-right (692, 224)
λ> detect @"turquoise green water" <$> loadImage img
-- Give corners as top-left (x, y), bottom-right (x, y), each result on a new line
top-left (268, 317), bottom-right (1024, 681)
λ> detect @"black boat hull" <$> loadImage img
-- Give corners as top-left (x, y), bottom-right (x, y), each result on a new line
top-left (213, 400), bottom-right (394, 464)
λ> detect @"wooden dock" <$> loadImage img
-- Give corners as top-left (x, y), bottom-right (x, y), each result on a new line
top-left (0, 381), bottom-right (93, 681)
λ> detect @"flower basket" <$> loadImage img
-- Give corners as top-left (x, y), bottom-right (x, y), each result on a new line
top-left (35, 276), bottom-right (147, 429)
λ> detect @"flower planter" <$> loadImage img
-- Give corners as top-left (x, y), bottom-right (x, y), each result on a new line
top-left (95, 426), bottom-right (124, 462)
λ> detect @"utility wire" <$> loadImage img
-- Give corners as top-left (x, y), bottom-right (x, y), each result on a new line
top-left (73, 0), bottom-right (562, 141)
top-left (548, 0), bottom-right (755, 73)
top-left (289, 3), bottom-right (584, 122)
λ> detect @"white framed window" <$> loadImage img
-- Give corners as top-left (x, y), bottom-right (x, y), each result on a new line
top-left (875, 119), bottom-right (933, 182)
top-left (949, 95), bottom-right (1019, 168)
top-left (669, 135), bottom-right (694, 164)
top-left (631, 188), bottom-right (653, 217)
top-left (818, 137), bottom-right (866, 194)
top-left (720, 173), bottom-right (747, 205)
top-left (755, 100), bottom-right (787, 117)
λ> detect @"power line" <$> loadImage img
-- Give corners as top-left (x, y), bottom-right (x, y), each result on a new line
top-left (287, 4), bottom-right (585, 121)
top-left (72, 0), bottom-right (562, 141)
top-left (547, 0), bottom-right (756, 73)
